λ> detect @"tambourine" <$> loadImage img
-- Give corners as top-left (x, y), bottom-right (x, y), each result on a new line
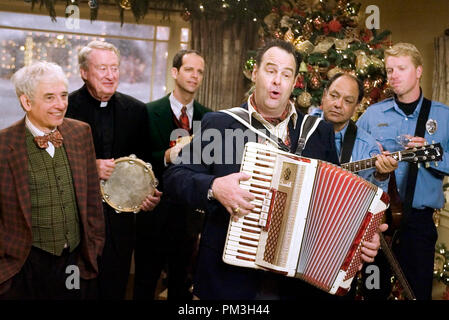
top-left (100, 154), bottom-right (158, 213)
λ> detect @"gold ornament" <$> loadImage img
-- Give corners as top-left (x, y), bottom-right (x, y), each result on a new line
top-left (334, 38), bottom-right (352, 50)
top-left (313, 37), bottom-right (335, 54)
top-left (294, 38), bottom-right (314, 55)
top-left (370, 56), bottom-right (384, 70)
top-left (119, 0), bottom-right (131, 10)
top-left (297, 91), bottom-right (312, 108)
top-left (355, 51), bottom-right (371, 73)
top-left (284, 28), bottom-right (295, 43)
top-left (299, 61), bottom-right (308, 73)
top-left (327, 66), bottom-right (344, 79)
top-left (302, 21), bottom-right (314, 40)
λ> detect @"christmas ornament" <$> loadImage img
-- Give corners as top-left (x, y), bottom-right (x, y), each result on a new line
top-left (294, 38), bottom-right (314, 55)
top-left (309, 68), bottom-right (322, 90)
top-left (312, 37), bottom-right (335, 53)
top-left (295, 74), bottom-right (305, 89)
top-left (273, 31), bottom-right (282, 39)
top-left (370, 56), bottom-right (384, 70)
top-left (243, 58), bottom-right (256, 80)
top-left (334, 38), bottom-right (352, 50)
top-left (313, 16), bottom-right (324, 30)
top-left (299, 61), bottom-right (308, 73)
top-left (327, 66), bottom-right (344, 79)
top-left (302, 21), bottom-right (314, 39)
top-left (284, 28), bottom-right (295, 43)
top-left (119, 0), bottom-right (131, 10)
top-left (328, 19), bottom-right (343, 33)
top-left (355, 51), bottom-right (371, 73)
top-left (297, 91), bottom-right (312, 108)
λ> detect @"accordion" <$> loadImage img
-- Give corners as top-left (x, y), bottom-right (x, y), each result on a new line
top-left (223, 142), bottom-right (389, 295)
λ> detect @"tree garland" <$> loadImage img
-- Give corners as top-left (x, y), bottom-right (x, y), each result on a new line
top-left (28, 0), bottom-right (275, 24)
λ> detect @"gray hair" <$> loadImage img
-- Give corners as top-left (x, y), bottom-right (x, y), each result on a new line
top-left (78, 40), bottom-right (121, 70)
top-left (11, 61), bottom-right (68, 100)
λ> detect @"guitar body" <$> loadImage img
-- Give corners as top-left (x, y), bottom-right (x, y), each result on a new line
top-left (384, 172), bottom-right (403, 236)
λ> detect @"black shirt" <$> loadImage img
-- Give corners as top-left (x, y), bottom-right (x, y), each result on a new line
top-left (395, 89), bottom-right (422, 116)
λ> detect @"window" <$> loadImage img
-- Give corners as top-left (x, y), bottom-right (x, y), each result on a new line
top-left (0, 11), bottom-right (188, 129)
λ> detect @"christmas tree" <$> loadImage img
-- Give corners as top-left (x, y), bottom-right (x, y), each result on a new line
top-left (244, 0), bottom-right (393, 119)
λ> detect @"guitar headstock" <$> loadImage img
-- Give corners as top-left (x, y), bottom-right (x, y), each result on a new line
top-left (394, 143), bottom-right (443, 163)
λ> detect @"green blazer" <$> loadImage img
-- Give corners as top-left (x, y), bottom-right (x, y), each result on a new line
top-left (146, 94), bottom-right (211, 185)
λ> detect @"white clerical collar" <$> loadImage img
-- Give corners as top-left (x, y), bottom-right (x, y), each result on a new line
top-left (100, 101), bottom-right (108, 108)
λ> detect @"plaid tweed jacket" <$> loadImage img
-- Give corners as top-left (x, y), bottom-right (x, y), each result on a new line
top-left (0, 117), bottom-right (105, 291)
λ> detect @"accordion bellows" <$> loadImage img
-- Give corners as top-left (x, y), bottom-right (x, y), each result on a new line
top-left (223, 142), bottom-right (389, 295)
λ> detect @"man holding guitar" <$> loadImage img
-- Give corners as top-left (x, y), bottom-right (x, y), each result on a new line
top-left (318, 72), bottom-right (398, 192)
top-left (357, 43), bottom-right (449, 300)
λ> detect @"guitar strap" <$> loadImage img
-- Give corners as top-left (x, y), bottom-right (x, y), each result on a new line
top-left (339, 120), bottom-right (358, 163)
top-left (400, 97), bottom-right (432, 229)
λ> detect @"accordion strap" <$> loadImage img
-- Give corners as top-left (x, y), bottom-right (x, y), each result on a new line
top-left (220, 108), bottom-right (288, 151)
top-left (295, 115), bottom-right (321, 156)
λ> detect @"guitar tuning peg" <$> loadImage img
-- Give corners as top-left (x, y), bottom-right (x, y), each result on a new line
top-left (435, 162), bottom-right (439, 167)
top-left (417, 163), bottom-right (421, 168)
top-left (425, 162), bottom-right (430, 168)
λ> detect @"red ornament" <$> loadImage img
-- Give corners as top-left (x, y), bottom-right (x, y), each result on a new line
top-left (295, 75), bottom-right (305, 89)
top-left (328, 19), bottom-right (342, 33)
top-left (362, 29), bottom-right (373, 43)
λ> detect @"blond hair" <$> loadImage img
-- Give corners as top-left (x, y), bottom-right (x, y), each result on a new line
top-left (11, 61), bottom-right (67, 101)
top-left (384, 42), bottom-right (423, 68)
top-left (78, 40), bottom-right (120, 70)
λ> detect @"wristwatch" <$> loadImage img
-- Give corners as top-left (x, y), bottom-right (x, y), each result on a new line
top-left (207, 187), bottom-right (215, 201)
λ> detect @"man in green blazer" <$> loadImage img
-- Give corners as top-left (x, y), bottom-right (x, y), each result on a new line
top-left (134, 50), bottom-right (210, 300)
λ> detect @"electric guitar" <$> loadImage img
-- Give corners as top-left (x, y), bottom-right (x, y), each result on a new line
top-left (341, 143), bottom-right (443, 173)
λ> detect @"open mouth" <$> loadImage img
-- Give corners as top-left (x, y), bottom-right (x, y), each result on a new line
top-left (269, 90), bottom-right (280, 99)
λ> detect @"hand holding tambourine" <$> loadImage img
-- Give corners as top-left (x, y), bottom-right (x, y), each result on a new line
top-left (100, 154), bottom-right (159, 213)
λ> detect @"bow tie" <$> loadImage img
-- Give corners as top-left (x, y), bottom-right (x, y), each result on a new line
top-left (34, 130), bottom-right (63, 149)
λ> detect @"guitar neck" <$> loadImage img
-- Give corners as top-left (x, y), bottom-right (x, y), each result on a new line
top-left (342, 151), bottom-right (400, 173)
top-left (379, 234), bottom-right (416, 300)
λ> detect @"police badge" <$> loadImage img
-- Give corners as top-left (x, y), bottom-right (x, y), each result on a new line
top-left (426, 119), bottom-right (437, 135)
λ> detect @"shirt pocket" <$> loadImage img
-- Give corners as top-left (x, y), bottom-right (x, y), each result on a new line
top-left (369, 125), bottom-right (401, 152)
